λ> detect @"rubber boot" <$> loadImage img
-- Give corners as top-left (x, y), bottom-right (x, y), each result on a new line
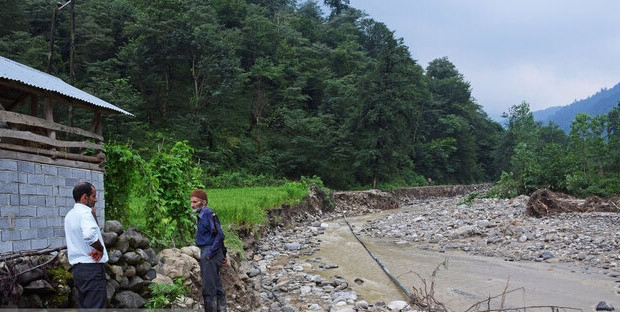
top-left (204, 296), bottom-right (217, 312)
top-left (216, 295), bottom-right (227, 312)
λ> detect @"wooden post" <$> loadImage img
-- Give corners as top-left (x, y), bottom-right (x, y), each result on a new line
top-left (69, 0), bottom-right (76, 127)
top-left (44, 99), bottom-right (56, 139)
top-left (47, 7), bottom-right (58, 73)
top-left (30, 94), bottom-right (38, 117)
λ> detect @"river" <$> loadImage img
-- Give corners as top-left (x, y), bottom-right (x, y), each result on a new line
top-left (309, 211), bottom-right (619, 311)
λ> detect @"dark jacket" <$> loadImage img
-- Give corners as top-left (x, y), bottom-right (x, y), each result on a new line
top-left (195, 206), bottom-right (225, 258)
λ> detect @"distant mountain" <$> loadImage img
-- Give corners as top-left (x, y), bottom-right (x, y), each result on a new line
top-left (533, 82), bottom-right (620, 133)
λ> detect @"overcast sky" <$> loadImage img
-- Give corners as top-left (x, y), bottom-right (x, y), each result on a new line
top-left (344, 0), bottom-right (620, 119)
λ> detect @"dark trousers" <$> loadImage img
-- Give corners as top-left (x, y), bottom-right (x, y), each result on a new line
top-left (72, 263), bottom-right (107, 309)
top-left (200, 246), bottom-right (226, 312)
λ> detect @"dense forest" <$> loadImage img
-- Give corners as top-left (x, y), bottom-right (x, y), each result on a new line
top-left (2, 0), bottom-right (619, 197)
top-left (533, 82), bottom-right (620, 133)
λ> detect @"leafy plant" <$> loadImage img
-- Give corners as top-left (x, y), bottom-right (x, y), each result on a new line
top-left (457, 191), bottom-right (479, 206)
top-left (146, 277), bottom-right (189, 309)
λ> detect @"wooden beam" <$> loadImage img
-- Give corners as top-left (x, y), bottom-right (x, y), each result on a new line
top-left (0, 143), bottom-right (104, 163)
top-left (0, 149), bottom-right (105, 172)
top-left (0, 128), bottom-right (103, 150)
top-left (0, 111), bottom-right (103, 141)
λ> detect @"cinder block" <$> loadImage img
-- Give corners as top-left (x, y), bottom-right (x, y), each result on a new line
top-left (37, 227), bottom-right (53, 239)
top-left (20, 228), bottom-right (36, 239)
top-left (37, 207), bottom-right (57, 217)
top-left (0, 206), bottom-right (19, 217)
top-left (18, 172), bottom-right (27, 183)
top-left (0, 172), bottom-right (19, 183)
top-left (59, 206), bottom-right (71, 217)
top-left (17, 161), bottom-right (35, 173)
top-left (13, 239), bottom-right (31, 251)
top-left (31, 239), bottom-right (48, 249)
top-left (93, 180), bottom-right (104, 190)
top-left (59, 187), bottom-right (72, 197)
top-left (0, 194), bottom-right (9, 205)
top-left (28, 174), bottom-right (45, 185)
top-left (1, 230), bottom-right (20, 241)
top-left (36, 185), bottom-right (53, 196)
top-left (19, 207), bottom-right (36, 217)
top-left (14, 217), bottom-right (29, 229)
top-left (47, 216), bottom-right (62, 227)
top-left (57, 167), bottom-right (72, 178)
top-left (45, 196), bottom-right (56, 206)
top-left (30, 217), bottom-right (47, 228)
top-left (19, 195), bottom-right (29, 206)
top-left (10, 195), bottom-right (19, 206)
top-left (19, 184), bottom-right (37, 195)
top-left (49, 237), bottom-right (64, 248)
top-left (41, 165), bottom-right (57, 175)
top-left (0, 159), bottom-right (18, 171)
top-left (92, 172), bottom-right (104, 182)
top-left (0, 218), bottom-right (8, 229)
top-left (29, 196), bottom-right (46, 207)
top-left (0, 241), bottom-right (13, 253)
top-left (34, 164), bottom-right (42, 174)
top-left (65, 178), bottom-right (79, 187)
top-left (0, 182), bottom-right (18, 194)
top-left (71, 168), bottom-right (88, 179)
top-left (53, 227), bottom-right (65, 237)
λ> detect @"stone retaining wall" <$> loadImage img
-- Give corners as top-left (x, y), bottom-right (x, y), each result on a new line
top-left (0, 158), bottom-right (105, 254)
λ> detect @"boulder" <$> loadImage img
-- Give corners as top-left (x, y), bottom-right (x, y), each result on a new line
top-left (180, 246), bottom-right (200, 260)
top-left (104, 220), bottom-right (124, 234)
top-left (136, 261), bottom-right (152, 276)
top-left (113, 290), bottom-right (146, 308)
top-left (123, 251), bottom-right (142, 265)
top-left (119, 229), bottom-right (144, 249)
top-left (108, 249), bottom-right (122, 264)
top-left (144, 248), bottom-right (159, 265)
top-left (102, 232), bottom-right (118, 246)
top-left (23, 280), bottom-right (54, 294)
top-left (155, 248), bottom-right (198, 280)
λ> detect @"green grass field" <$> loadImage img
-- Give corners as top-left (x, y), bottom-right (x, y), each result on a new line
top-left (207, 182), bottom-right (308, 227)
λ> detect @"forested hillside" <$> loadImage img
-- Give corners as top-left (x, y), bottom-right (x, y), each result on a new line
top-left (0, 0), bottom-right (504, 189)
top-left (2, 0), bottom-right (619, 197)
top-left (533, 82), bottom-right (620, 133)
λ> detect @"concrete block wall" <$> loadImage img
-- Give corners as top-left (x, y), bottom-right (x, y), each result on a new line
top-left (0, 159), bottom-right (105, 254)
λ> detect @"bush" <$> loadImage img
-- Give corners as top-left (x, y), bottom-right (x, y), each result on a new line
top-left (146, 277), bottom-right (189, 308)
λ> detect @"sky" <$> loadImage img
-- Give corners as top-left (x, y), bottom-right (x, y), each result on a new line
top-left (342, 0), bottom-right (620, 120)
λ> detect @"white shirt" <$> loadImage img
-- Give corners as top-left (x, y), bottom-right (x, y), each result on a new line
top-left (64, 203), bottom-right (108, 265)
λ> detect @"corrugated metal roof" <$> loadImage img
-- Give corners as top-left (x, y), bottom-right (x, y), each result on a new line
top-left (0, 55), bottom-right (133, 116)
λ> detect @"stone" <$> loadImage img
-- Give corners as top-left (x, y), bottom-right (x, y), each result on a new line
top-left (540, 251), bottom-right (554, 260)
top-left (152, 274), bottom-right (173, 285)
top-left (23, 279), bottom-right (54, 294)
top-left (284, 243), bottom-right (302, 251)
top-left (124, 266), bottom-right (136, 277)
top-left (109, 265), bottom-right (124, 281)
top-left (119, 229), bottom-right (144, 249)
top-left (596, 301), bottom-right (615, 311)
top-left (127, 276), bottom-right (146, 291)
top-left (16, 263), bottom-right (44, 285)
top-left (102, 231), bottom-right (118, 246)
top-left (145, 269), bottom-right (157, 280)
top-left (104, 220), bottom-right (124, 234)
top-left (181, 246), bottom-right (201, 260)
top-left (387, 300), bottom-right (409, 311)
top-left (115, 235), bottom-right (130, 253)
top-left (136, 261), bottom-right (152, 276)
top-left (113, 290), bottom-right (146, 308)
top-left (156, 248), bottom-right (198, 279)
top-left (107, 279), bottom-right (119, 301)
top-left (144, 248), bottom-right (159, 265)
top-left (123, 251), bottom-right (142, 265)
top-left (108, 249), bottom-right (122, 264)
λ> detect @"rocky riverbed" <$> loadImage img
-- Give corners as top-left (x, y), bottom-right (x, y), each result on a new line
top-left (235, 190), bottom-right (620, 311)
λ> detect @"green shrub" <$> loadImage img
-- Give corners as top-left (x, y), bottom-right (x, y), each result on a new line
top-left (146, 277), bottom-right (189, 308)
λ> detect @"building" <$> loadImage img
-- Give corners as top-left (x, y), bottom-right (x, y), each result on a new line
top-left (0, 55), bottom-right (133, 253)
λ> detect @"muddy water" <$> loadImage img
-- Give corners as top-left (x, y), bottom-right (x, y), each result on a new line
top-left (309, 212), bottom-right (619, 311)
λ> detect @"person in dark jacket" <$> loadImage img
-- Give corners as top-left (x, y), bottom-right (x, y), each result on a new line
top-left (191, 189), bottom-right (226, 312)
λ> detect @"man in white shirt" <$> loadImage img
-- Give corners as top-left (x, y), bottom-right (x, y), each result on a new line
top-left (64, 182), bottom-right (108, 308)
